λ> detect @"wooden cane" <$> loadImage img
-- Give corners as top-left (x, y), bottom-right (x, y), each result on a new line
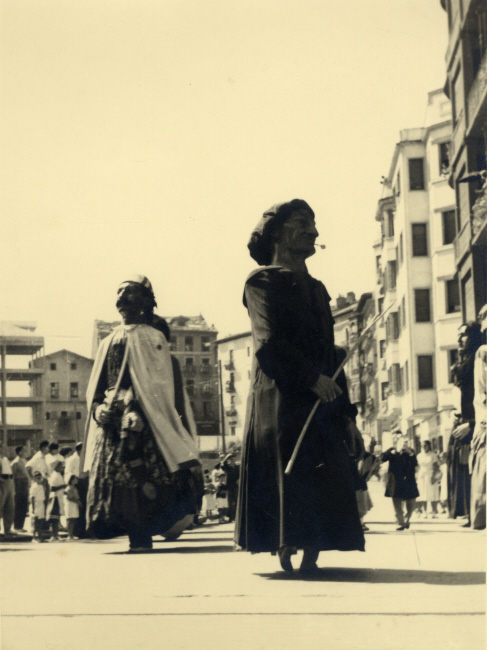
top-left (284, 301), bottom-right (395, 475)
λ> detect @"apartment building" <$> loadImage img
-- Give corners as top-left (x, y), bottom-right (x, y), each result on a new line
top-left (215, 332), bottom-right (252, 451)
top-left (0, 321), bottom-right (45, 452)
top-left (440, 0), bottom-right (487, 321)
top-left (30, 350), bottom-right (93, 445)
top-left (374, 89), bottom-right (462, 453)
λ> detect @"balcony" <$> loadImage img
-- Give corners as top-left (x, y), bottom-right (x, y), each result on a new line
top-left (467, 49), bottom-right (487, 132)
top-left (200, 365), bottom-right (211, 375)
top-left (472, 181), bottom-right (487, 245)
top-left (450, 111), bottom-right (465, 164)
top-left (225, 381), bottom-right (236, 393)
top-left (225, 408), bottom-right (238, 417)
top-left (184, 365), bottom-right (196, 376)
top-left (224, 360), bottom-right (235, 371)
top-left (454, 219), bottom-right (472, 264)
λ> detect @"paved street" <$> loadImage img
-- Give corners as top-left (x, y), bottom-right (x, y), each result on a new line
top-left (1, 480), bottom-right (484, 650)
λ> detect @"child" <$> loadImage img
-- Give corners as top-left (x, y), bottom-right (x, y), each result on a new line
top-left (213, 464), bottom-right (228, 523)
top-left (46, 460), bottom-right (66, 542)
top-left (29, 471), bottom-right (47, 542)
top-left (64, 474), bottom-right (81, 540)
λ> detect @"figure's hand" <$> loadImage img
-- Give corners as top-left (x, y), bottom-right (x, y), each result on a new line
top-left (346, 419), bottom-right (365, 459)
top-left (95, 404), bottom-right (115, 425)
top-left (122, 411), bottom-right (144, 433)
top-left (311, 374), bottom-right (343, 403)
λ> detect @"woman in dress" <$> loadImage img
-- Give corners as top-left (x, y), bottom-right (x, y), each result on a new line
top-left (417, 441), bottom-right (441, 517)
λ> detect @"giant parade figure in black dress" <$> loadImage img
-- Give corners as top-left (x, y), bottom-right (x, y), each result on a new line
top-left (234, 199), bottom-right (365, 572)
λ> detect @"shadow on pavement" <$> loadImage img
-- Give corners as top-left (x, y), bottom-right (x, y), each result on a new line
top-left (153, 537), bottom-right (230, 543)
top-left (106, 544), bottom-right (235, 555)
top-left (257, 567), bottom-right (486, 585)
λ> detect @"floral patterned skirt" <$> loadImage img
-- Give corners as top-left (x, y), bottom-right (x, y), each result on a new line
top-left (86, 422), bottom-right (200, 539)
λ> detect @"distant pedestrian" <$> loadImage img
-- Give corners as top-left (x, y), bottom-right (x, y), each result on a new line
top-left (11, 445), bottom-right (30, 533)
top-left (64, 475), bottom-right (82, 540)
top-left (30, 471), bottom-right (48, 542)
top-left (439, 452), bottom-right (448, 514)
top-left (0, 440), bottom-right (15, 538)
top-left (202, 470), bottom-right (217, 520)
top-left (222, 453), bottom-right (239, 522)
top-left (46, 460), bottom-right (66, 542)
top-left (381, 436), bottom-right (419, 530)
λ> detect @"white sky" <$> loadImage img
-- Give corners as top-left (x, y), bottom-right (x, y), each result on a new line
top-left (1, 0), bottom-right (449, 358)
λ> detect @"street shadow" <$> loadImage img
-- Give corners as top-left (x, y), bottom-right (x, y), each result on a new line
top-left (106, 544), bottom-right (235, 555)
top-left (256, 567), bottom-right (486, 585)
top-left (153, 537), bottom-right (230, 544)
top-left (0, 547), bottom-right (33, 552)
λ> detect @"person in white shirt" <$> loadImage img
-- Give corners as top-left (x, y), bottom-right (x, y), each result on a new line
top-left (65, 443), bottom-right (81, 485)
top-left (26, 440), bottom-right (50, 481)
top-left (45, 442), bottom-right (64, 476)
top-left (0, 440), bottom-right (15, 537)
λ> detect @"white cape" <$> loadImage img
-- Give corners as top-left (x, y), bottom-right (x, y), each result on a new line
top-left (83, 324), bottom-right (200, 474)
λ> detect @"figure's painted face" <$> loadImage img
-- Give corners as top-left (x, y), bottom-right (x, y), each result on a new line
top-left (116, 282), bottom-right (148, 324)
top-left (277, 210), bottom-right (319, 258)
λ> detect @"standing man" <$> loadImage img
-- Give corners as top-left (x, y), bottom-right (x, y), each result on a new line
top-left (25, 440), bottom-right (50, 482)
top-left (83, 274), bottom-right (201, 552)
top-left (11, 445), bottom-right (30, 533)
top-left (381, 435), bottom-right (419, 530)
top-left (0, 440), bottom-right (15, 538)
top-left (234, 199), bottom-right (365, 573)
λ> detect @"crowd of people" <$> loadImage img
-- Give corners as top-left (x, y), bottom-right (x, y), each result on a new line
top-left (0, 440), bottom-right (86, 542)
top-left (0, 199), bottom-right (485, 572)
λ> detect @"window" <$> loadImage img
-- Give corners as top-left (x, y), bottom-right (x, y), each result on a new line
top-left (61, 411), bottom-right (68, 418)
top-left (45, 412), bottom-right (50, 420)
top-left (390, 363), bottom-right (403, 393)
top-left (186, 379), bottom-right (195, 396)
top-left (247, 347), bottom-right (250, 357)
top-left (401, 296), bottom-right (406, 328)
top-left (442, 210), bottom-right (456, 245)
top-left (448, 349), bottom-right (459, 383)
top-left (409, 158), bottom-right (425, 190)
top-left (230, 426), bottom-right (236, 437)
top-left (185, 336), bottom-right (194, 352)
top-left (381, 382), bottom-right (389, 400)
top-left (170, 336), bottom-right (178, 351)
top-left (70, 362), bottom-right (77, 371)
top-left (439, 142), bottom-right (450, 175)
top-left (50, 382), bottom-right (59, 399)
top-left (418, 355), bottom-right (434, 389)
top-left (386, 261), bottom-right (397, 290)
top-left (405, 360), bottom-right (409, 392)
top-left (201, 336), bottom-right (211, 352)
top-left (386, 210), bottom-right (395, 237)
top-left (201, 358), bottom-right (210, 373)
top-left (412, 224), bottom-right (428, 256)
top-left (386, 312), bottom-right (400, 340)
top-left (379, 340), bottom-right (386, 358)
top-left (70, 382), bottom-right (79, 399)
top-left (378, 297), bottom-right (384, 314)
top-left (203, 402), bottom-right (212, 419)
top-left (399, 233), bottom-right (404, 265)
top-left (415, 289), bottom-right (431, 322)
top-left (76, 412), bottom-right (82, 420)
top-left (50, 363), bottom-right (57, 371)
top-left (446, 279), bottom-right (460, 314)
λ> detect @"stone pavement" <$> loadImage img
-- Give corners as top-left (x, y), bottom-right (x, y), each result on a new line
top-left (0, 481), bottom-right (484, 650)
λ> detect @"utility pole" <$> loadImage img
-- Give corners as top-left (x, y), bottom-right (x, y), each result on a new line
top-left (218, 360), bottom-right (226, 454)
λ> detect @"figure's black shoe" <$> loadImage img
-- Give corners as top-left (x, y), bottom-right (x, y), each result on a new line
top-left (278, 546), bottom-right (294, 572)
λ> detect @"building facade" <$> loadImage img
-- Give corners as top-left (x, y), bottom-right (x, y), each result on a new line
top-left (374, 89), bottom-right (462, 453)
top-left (215, 332), bottom-right (252, 451)
top-left (30, 350), bottom-right (94, 446)
top-left (441, 0), bottom-right (487, 322)
top-left (92, 315), bottom-right (220, 449)
top-left (0, 322), bottom-right (45, 453)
